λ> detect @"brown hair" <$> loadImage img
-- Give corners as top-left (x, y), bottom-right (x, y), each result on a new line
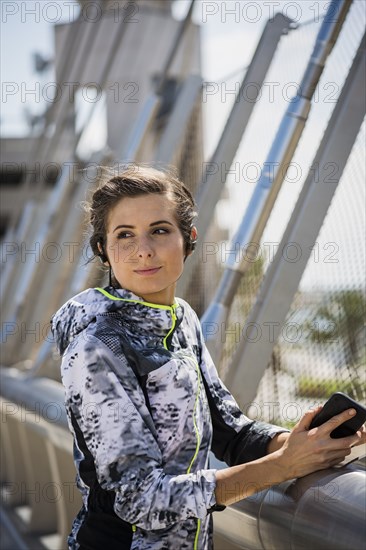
top-left (86, 165), bottom-right (197, 264)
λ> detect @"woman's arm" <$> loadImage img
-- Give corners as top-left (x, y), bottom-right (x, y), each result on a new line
top-left (215, 407), bottom-right (365, 506)
top-left (266, 431), bottom-right (290, 453)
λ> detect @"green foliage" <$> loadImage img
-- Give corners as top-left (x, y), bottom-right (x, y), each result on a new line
top-left (302, 290), bottom-right (366, 401)
top-left (221, 255), bottom-right (265, 370)
top-left (305, 289), bottom-right (366, 364)
top-left (280, 419), bottom-right (298, 430)
top-left (296, 376), bottom-right (366, 400)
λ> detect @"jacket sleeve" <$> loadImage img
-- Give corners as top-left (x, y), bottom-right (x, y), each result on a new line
top-left (195, 319), bottom-right (288, 466)
top-left (61, 333), bottom-right (217, 531)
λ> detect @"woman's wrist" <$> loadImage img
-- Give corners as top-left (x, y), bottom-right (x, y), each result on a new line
top-left (214, 450), bottom-right (291, 507)
top-left (267, 431), bottom-right (290, 454)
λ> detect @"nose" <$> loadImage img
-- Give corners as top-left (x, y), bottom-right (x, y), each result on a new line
top-left (137, 235), bottom-right (155, 259)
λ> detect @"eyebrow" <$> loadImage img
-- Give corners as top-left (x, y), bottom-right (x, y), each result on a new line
top-left (113, 220), bottom-right (174, 233)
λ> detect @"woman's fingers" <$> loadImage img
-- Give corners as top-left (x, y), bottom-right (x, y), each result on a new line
top-left (282, 407), bottom-right (362, 477)
top-left (281, 407), bottom-right (365, 479)
top-left (313, 408), bottom-right (356, 437)
top-left (353, 425), bottom-right (366, 446)
top-left (293, 406), bottom-right (323, 432)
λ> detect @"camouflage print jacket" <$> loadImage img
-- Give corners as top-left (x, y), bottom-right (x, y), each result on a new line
top-left (51, 286), bottom-right (285, 550)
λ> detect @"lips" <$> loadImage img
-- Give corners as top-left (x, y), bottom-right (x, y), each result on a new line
top-left (134, 267), bottom-right (162, 275)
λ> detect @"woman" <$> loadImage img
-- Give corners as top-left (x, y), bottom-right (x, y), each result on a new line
top-left (51, 166), bottom-right (364, 550)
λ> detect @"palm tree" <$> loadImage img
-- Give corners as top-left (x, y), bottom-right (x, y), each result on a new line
top-left (305, 289), bottom-right (366, 400)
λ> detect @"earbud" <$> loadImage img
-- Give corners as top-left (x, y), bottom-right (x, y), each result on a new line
top-left (97, 242), bottom-right (109, 263)
top-left (99, 253), bottom-right (108, 263)
top-left (189, 238), bottom-right (197, 252)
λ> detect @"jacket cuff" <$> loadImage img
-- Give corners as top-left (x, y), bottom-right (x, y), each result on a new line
top-left (206, 470), bottom-right (226, 514)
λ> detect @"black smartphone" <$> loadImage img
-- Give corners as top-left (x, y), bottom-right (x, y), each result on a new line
top-left (309, 392), bottom-right (366, 439)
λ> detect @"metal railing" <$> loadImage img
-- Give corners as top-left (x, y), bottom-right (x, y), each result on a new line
top-left (0, 368), bottom-right (81, 549)
top-left (1, 368), bottom-right (365, 550)
top-left (211, 455), bottom-right (366, 550)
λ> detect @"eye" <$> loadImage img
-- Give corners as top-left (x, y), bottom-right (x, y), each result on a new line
top-left (116, 231), bottom-right (134, 239)
top-left (153, 227), bottom-right (170, 235)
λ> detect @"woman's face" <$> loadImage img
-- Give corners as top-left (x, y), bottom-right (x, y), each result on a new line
top-left (104, 193), bottom-right (191, 306)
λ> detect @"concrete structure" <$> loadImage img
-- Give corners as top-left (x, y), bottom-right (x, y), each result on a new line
top-left (1, 0), bottom-right (201, 235)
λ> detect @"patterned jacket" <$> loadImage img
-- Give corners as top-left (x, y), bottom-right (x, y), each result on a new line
top-left (51, 286), bottom-right (285, 550)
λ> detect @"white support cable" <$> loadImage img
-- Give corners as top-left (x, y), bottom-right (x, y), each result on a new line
top-left (12, 1), bottom-right (200, 375)
top-left (21, 10), bottom-right (85, 190)
top-left (18, 1), bottom-right (107, 206)
top-left (1, 6), bottom-right (132, 347)
top-left (199, 0), bottom-right (352, 366)
top-left (177, 12), bottom-right (294, 298)
top-left (155, 0), bottom-right (196, 95)
top-left (225, 31), bottom-right (365, 404)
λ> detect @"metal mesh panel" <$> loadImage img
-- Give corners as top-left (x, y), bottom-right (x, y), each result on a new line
top-left (177, 97), bottom-right (203, 194)
top-left (254, 121), bottom-right (366, 426)
top-left (218, 19), bottom-right (319, 378)
top-left (218, 1), bottom-right (366, 424)
top-left (173, 94), bottom-right (209, 315)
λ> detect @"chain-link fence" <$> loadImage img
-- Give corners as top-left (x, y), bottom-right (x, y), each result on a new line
top-left (213, 1), bottom-right (366, 423)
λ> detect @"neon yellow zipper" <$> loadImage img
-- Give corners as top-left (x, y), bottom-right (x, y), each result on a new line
top-left (183, 355), bottom-right (202, 474)
top-left (182, 354), bottom-right (202, 549)
top-left (95, 287), bottom-right (179, 311)
top-left (163, 308), bottom-right (177, 350)
top-left (194, 518), bottom-right (201, 550)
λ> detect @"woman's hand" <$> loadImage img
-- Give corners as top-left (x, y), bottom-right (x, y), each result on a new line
top-left (215, 407), bottom-right (366, 506)
top-left (278, 406), bottom-right (366, 479)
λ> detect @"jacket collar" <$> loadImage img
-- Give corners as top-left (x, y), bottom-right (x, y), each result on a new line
top-left (95, 286), bottom-right (183, 336)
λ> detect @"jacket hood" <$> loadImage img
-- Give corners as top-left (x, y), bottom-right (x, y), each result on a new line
top-left (51, 286), bottom-right (182, 356)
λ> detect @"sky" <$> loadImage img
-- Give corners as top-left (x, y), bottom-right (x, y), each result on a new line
top-left (1, 0), bottom-right (365, 290)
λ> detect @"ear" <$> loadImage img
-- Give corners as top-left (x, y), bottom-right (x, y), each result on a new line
top-left (186, 226), bottom-right (198, 257)
top-left (97, 242), bottom-right (109, 265)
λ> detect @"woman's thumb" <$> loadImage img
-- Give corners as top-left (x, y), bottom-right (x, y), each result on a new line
top-left (293, 406), bottom-right (322, 433)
